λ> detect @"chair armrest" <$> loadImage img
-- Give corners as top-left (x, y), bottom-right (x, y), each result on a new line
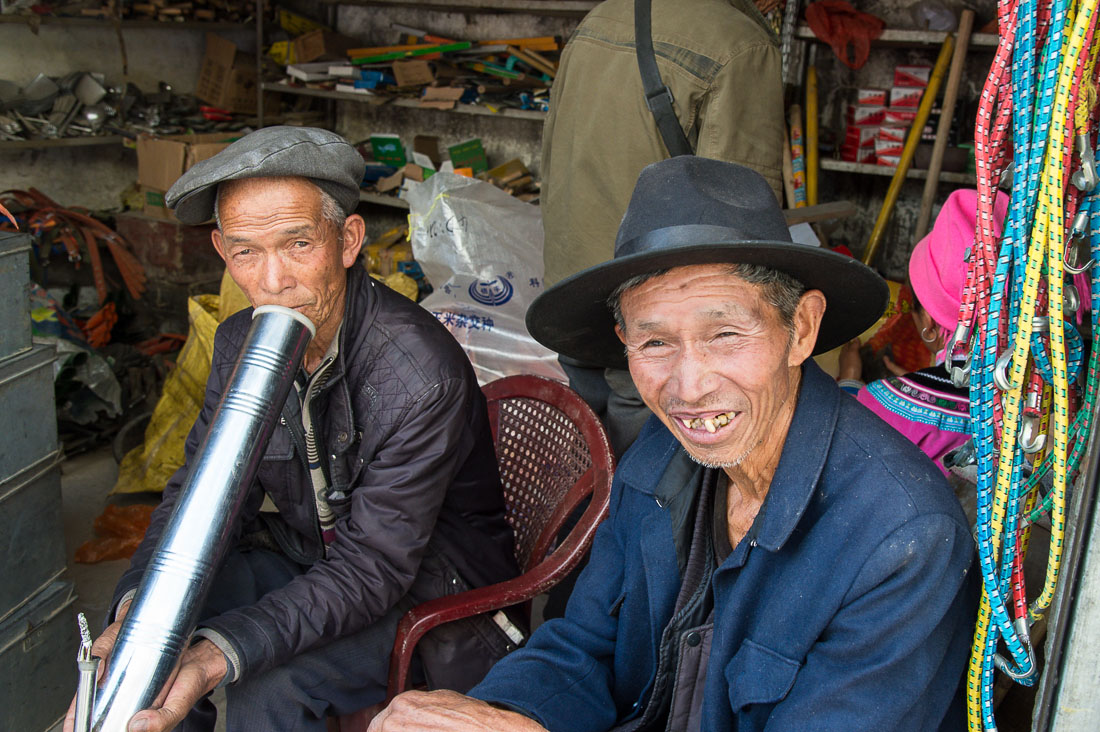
top-left (386, 498), bottom-right (608, 699)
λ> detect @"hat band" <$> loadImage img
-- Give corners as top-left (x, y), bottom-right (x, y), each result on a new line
top-left (615, 224), bottom-right (787, 258)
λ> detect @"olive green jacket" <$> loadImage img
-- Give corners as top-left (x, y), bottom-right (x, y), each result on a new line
top-left (541, 0), bottom-right (786, 286)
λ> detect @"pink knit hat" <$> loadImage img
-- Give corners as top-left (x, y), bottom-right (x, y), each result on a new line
top-left (909, 188), bottom-right (1010, 331)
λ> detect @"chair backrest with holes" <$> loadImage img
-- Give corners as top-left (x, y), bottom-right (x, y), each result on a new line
top-left (482, 375), bottom-right (613, 573)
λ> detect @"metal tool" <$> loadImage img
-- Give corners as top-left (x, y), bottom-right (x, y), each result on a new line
top-left (74, 613), bottom-right (99, 732)
top-left (89, 306), bottom-right (314, 731)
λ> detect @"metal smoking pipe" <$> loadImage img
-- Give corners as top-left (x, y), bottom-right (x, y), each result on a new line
top-left (87, 305), bottom-right (315, 732)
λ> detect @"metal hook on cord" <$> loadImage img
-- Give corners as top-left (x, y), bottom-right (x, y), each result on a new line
top-left (1070, 133), bottom-right (1100, 192)
top-left (994, 617), bottom-right (1039, 684)
top-left (1064, 209), bottom-right (1092, 274)
top-left (1019, 385), bottom-right (1047, 454)
top-left (947, 323), bottom-right (972, 388)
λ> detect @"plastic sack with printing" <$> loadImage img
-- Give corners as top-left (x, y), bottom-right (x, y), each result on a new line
top-left (406, 173), bottom-right (566, 385)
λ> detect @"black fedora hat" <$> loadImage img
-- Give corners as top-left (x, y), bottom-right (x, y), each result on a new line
top-left (526, 156), bottom-right (888, 369)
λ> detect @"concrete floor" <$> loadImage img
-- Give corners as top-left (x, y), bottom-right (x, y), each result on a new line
top-left (56, 445), bottom-right (227, 732)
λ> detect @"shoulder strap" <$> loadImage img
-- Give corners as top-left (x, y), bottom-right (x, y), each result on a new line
top-left (635, 0), bottom-right (694, 157)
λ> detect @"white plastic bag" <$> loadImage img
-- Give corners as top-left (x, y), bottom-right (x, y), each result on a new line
top-left (406, 173), bottom-right (566, 385)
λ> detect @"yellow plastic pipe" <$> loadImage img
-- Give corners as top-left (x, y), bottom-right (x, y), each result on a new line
top-left (806, 64), bottom-right (819, 206)
top-left (861, 34), bottom-right (956, 265)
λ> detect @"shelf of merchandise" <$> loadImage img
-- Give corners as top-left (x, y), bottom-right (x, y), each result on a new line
top-left (820, 158), bottom-right (974, 184)
top-left (261, 82), bottom-right (547, 121)
top-left (315, 0), bottom-right (597, 14)
top-left (0, 15), bottom-right (250, 31)
top-left (795, 24), bottom-right (999, 48)
top-left (360, 190), bottom-right (410, 209)
top-left (0, 135), bottom-right (125, 151)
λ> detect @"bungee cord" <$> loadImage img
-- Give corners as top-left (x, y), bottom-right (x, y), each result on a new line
top-left (959, 0), bottom-right (1100, 727)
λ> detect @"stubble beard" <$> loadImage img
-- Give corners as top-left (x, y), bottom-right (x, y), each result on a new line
top-left (685, 435), bottom-right (763, 470)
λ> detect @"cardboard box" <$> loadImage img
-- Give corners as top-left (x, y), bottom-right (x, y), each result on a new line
top-left (894, 65), bottom-right (932, 87)
top-left (856, 88), bottom-right (887, 106)
top-left (878, 126), bottom-right (908, 144)
top-left (370, 134), bottom-right (407, 167)
top-left (874, 136), bottom-right (905, 158)
top-left (291, 29), bottom-right (358, 64)
top-left (840, 144), bottom-right (877, 164)
top-left (393, 59), bottom-right (435, 87)
top-left (844, 125), bottom-right (879, 149)
top-left (196, 33), bottom-right (258, 114)
top-left (846, 105), bottom-right (886, 126)
top-left (885, 108), bottom-right (919, 125)
top-left (136, 132), bottom-right (237, 192)
top-left (890, 86), bottom-right (923, 108)
top-left (141, 187), bottom-right (172, 220)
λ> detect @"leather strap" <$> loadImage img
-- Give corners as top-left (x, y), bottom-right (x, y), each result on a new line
top-left (635, 0), bottom-right (694, 157)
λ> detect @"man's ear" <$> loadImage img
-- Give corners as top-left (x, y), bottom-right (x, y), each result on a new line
top-left (788, 290), bottom-right (826, 366)
top-left (341, 214), bottom-right (366, 268)
top-left (615, 323), bottom-right (627, 345)
top-left (211, 228), bottom-right (228, 264)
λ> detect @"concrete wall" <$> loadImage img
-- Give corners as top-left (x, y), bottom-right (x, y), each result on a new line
top-left (0, 24), bottom-right (252, 209)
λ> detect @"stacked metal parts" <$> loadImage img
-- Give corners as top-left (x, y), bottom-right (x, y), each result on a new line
top-left (0, 231), bottom-right (73, 731)
top-left (958, 0), bottom-right (1100, 727)
top-left (86, 305), bottom-right (314, 732)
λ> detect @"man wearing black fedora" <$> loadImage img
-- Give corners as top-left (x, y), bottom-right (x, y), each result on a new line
top-left (370, 156), bottom-right (976, 732)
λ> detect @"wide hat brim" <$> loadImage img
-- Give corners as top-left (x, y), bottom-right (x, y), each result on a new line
top-left (527, 239), bottom-right (889, 369)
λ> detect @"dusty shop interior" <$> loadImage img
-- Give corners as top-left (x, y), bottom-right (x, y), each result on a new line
top-left (2, 0), bottom-right (1100, 730)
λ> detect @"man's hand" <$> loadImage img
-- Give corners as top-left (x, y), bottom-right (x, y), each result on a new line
top-left (63, 599), bottom-right (131, 732)
top-left (123, 638), bottom-right (227, 732)
top-left (367, 689), bottom-right (548, 732)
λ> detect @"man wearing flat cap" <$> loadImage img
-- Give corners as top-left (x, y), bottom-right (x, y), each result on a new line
top-left (370, 157), bottom-right (977, 732)
top-left (67, 127), bottom-right (520, 732)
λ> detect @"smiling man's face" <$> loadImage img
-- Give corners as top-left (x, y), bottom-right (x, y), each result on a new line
top-left (616, 264), bottom-right (823, 473)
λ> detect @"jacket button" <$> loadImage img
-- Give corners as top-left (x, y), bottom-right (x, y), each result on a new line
top-left (338, 431), bottom-right (349, 442)
top-left (685, 631), bottom-right (701, 647)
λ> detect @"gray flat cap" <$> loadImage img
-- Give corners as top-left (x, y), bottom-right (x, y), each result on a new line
top-left (166, 126), bottom-right (365, 225)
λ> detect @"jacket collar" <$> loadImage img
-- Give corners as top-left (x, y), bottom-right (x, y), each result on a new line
top-left (327, 266), bottom-right (377, 384)
top-left (622, 360), bottom-right (840, 553)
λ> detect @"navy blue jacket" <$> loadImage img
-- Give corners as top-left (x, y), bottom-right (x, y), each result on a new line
top-left (471, 361), bottom-right (976, 731)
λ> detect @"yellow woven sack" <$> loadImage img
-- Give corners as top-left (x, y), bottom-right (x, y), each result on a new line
top-left (112, 272), bottom-right (249, 493)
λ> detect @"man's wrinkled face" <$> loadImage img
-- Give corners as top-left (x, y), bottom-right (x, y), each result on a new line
top-left (211, 177), bottom-right (359, 335)
top-left (616, 264), bottom-right (821, 470)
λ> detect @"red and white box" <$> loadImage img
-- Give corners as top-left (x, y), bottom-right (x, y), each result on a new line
top-left (890, 86), bottom-right (924, 108)
top-left (894, 65), bottom-right (932, 87)
top-left (845, 124), bottom-right (879, 149)
top-left (877, 154), bottom-right (902, 167)
top-left (841, 144), bottom-right (877, 164)
top-left (856, 88), bottom-right (888, 106)
top-left (878, 126), bottom-right (908, 144)
top-left (875, 136), bottom-right (905, 159)
top-left (846, 104), bottom-right (887, 126)
top-left (885, 107), bottom-right (919, 125)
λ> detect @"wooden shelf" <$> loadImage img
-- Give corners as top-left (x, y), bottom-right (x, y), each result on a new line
top-left (316, 0), bottom-right (597, 15)
top-left (796, 24), bottom-right (999, 48)
top-left (0, 15), bottom-right (250, 31)
top-left (820, 158), bottom-right (975, 184)
top-left (359, 190), bottom-right (410, 209)
top-left (0, 135), bottom-right (125, 151)
top-left (263, 82), bottom-right (547, 121)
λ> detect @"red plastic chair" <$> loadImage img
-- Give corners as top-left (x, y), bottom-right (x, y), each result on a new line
top-left (336, 374), bottom-right (614, 730)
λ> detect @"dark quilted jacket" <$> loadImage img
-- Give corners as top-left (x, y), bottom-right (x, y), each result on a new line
top-left (116, 266), bottom-right (517, 682)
